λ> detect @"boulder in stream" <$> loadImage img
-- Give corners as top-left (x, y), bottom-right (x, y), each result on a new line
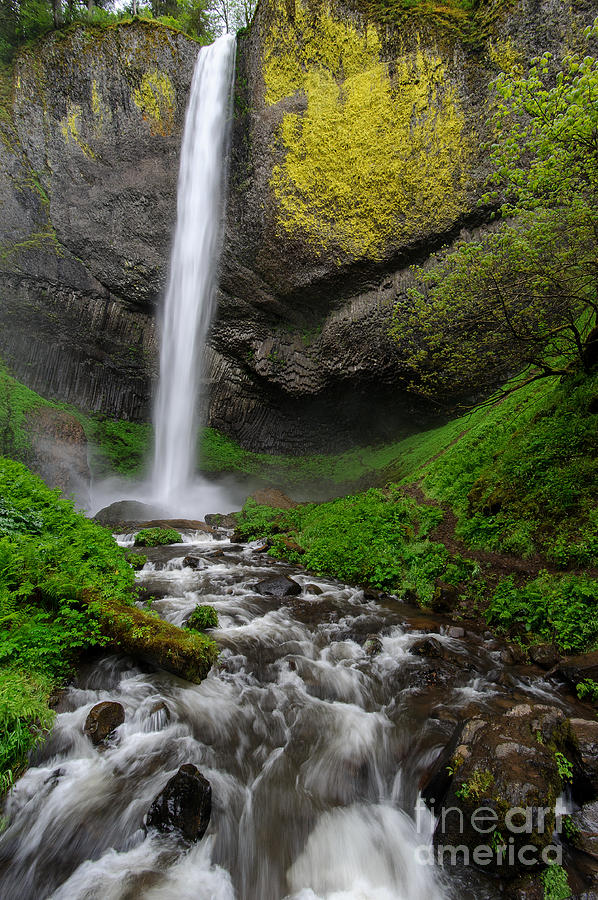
top-left (146, 764), bottom-right (211, 841)
top-left (84, 701), bottom-right (125, 746)
top-left (254, 575), bottom-right (301, 597)
top-left (430, 703), bottom-right (576, 876)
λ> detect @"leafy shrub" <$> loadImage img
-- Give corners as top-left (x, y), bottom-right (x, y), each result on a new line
top-left (486, 573), bottom-right (598, 652)
top-left (186, 604), bottom-right (218, 631)
top-left (576, 679), bottom-right (598, 704)
top-left (134, 528), bottom-right (182, 547)
top-left (125, 552), bottom-right (147, 571)
top-left (541, 864), bottom-right (571, 900)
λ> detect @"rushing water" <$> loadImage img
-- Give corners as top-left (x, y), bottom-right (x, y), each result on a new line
top-left (0, 531), bottom-right (580, 900)
top-left (152, 35), bottom-right (236, 506)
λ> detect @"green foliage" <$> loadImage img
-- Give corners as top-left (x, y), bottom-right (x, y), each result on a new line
top-left (86, 417), bottom-right (151, 477)
top-left (576, 678), bottom-right (598, 704)
top-left (561, 815), bottom-right (581, 845)
top-left (486, 573), bottom-right (598, 653)
top-left (455, 768), bottom-right (494, 801)
top-left (0, 456), bottom-right (137, 790)
top-left (237, 488), bottom-right (469, 601)
top-left (186, 603), bottom-right (218, 631)
top-left (541, 864), bottom-right (571, 900)
top-left (134, 527), bottom-right (182, 546)
top-left (554, 751), bottom-right (573, 784)
top-left (125, 551), bottom-right (147, 570)
top-left (392, 25), bottom-right (598, 402)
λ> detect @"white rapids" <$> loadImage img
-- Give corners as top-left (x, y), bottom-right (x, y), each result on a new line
top-left (0, 534), bottom-right (574, 900)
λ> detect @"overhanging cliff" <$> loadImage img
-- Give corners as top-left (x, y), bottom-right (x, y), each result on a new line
top-left (0, 5), bottom-right (595, 454)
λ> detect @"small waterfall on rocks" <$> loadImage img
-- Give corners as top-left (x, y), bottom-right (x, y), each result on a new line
top-left (152, 34), bottom-right (236, 507)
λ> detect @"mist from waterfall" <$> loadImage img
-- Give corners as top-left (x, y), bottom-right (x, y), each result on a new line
top-left (152, 34), bottom-right (236, 507)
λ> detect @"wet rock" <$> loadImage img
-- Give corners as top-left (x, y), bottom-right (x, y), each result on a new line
top-left (505, 875), bottom-right (544, 899)
top-left (146, 764), bottom-right (211, 842)
top-left (25, 407), bottom-right (90, 507)
top-left (529, 643), bottom-right (561, 670)
top-left (555, 651), bottom-right (598, 687)
top-left (183, 555), bottom-right (204, 569)
top-left (250, 539), bottom-right (270, 553)
top-left (570, 718), bottom-right (598, 797)
top-left (430, 580), bottom-right (459, 613)
top-left (84, 701), bottom-right (125, 746)
top-left (446, 626), bottom-right (465, 639)
top-left (254, 575), bottom-right (301, 597)
top-left (363, 634), bottom-right (383, 656)
top-left (250, 488), bottom-right (298, 509)
top-left (205, 513), bottom-right (238, 529)
top-left (305, 583), bottom-right (323, 595)
top-left (420, 720), bottom-right (464, 810)
top-left (149, 701), bottom-right (171, 726)
top-left (410, 637), bottom-right (444, 659)
top-left (501, 644), bottom-right (527, 665)
top-left (433, 703), bottom-right (572, 875)
top-left (95, 501), bottom-right (164, 528)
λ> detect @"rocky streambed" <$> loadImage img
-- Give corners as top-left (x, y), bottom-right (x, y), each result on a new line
top-left (0, 527), bottom-right (597, 899)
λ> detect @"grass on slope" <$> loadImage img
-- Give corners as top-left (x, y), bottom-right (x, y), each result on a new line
top-left (0, 458), bottom-right (217, 794)
top-left (235, 371), bottom-right (598, 653)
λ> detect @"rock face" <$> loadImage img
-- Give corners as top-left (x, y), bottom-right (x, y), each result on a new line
top-left (146, 764), bottom-right (212, 841)
top-left (84, 701), bottom-right (125, 746)
top-left (426, 704), bottom-right (577, 876)
top-left (25, 407), bottom-right (90, 506)
top-left (0, 8), bottom-right (594, 452)
top-left (0, 22), bottom-right (197, 421)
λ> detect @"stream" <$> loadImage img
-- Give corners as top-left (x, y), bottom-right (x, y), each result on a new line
top-left (0, 528), bottom-right (582, 899)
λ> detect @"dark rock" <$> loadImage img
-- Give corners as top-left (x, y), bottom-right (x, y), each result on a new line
top-left (148, 701), bottom-right (171, 729)
top-left (501, 644), bottom-right (527, 665)
top-left (430, 581), bottom-right (459, 614)
top-left (183, 555), bottom-right (205, 570)
top-left (363, 587), bottom-right (383, 602)
top-left (146, 764), bottom-right (211, 842)
top-left (250, 488), bottom-right (297, 508)
top-left (529, 643), bottom-right (561, 670)
top-left (571, 718), bottom-right (598, 798)
top-left (555, 651), bottom-right (598, 688)
top-left (433, 704), bottom-right (572, 874)
top-left (446, 626), bottom-right (465, 639)
top-left (420, 720), bottom-right (464, 810)
top-left (589, 395), bottom-right (598, 415)
top-left (410, 637), bottom-right (444, 659)
top-left (84, 701), bottom-right (125, 746)
top-left (305, 583), bottom-right (323, 595)
top-left (95, 501), bottom-right (165, 528)
top-left (205, 513), bottom-right (238, 529)
top-left (363, 634), bottom-right (383, 656)
top-left (254, 575), bottom-right (301, 597)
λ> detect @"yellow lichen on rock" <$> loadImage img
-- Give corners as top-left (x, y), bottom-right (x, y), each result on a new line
top-left (267, 4), bottom-right (471, 260)
top-left (488, 37), bottom-right (523, 73)
top-left (59, 102), bottom-right (95, 159)
top-left (263, 0), bottom-right (382, 105)
top-left (91, 79), bottom-right (112, 129)
top-left (132, 71), bottom-right (175, 136)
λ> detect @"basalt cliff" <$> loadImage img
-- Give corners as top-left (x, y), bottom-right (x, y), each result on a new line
top-left (0, 1), bottom-right (594, 453)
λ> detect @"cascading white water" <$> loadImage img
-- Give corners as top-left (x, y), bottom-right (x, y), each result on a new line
top-left (152, 35), bottom-right (236, 506)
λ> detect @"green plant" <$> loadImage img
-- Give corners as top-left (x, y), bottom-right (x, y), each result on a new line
top-left (125, 552), bottom-right (147, 571)
top-left (561, 815), bottom-right (581, 845)
top-left (554, 751), bottom-right (573, 784)
top-left (186, 604), bottom-right (218, 632)
top-left (541, 864), bottom-right (571, 900)
top-left (134, 528), bottom-right (182, 547)
top-left (455, 768), bottom-right (494, 801)
top-left (576, 678), bottom-right (598, 704)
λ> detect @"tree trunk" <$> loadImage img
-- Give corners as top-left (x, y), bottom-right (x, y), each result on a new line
top-left (52, 0), bottom-right (62, 28)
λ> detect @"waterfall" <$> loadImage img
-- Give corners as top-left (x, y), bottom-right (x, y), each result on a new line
top-left (152, 35), bottom-right (236, 506)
